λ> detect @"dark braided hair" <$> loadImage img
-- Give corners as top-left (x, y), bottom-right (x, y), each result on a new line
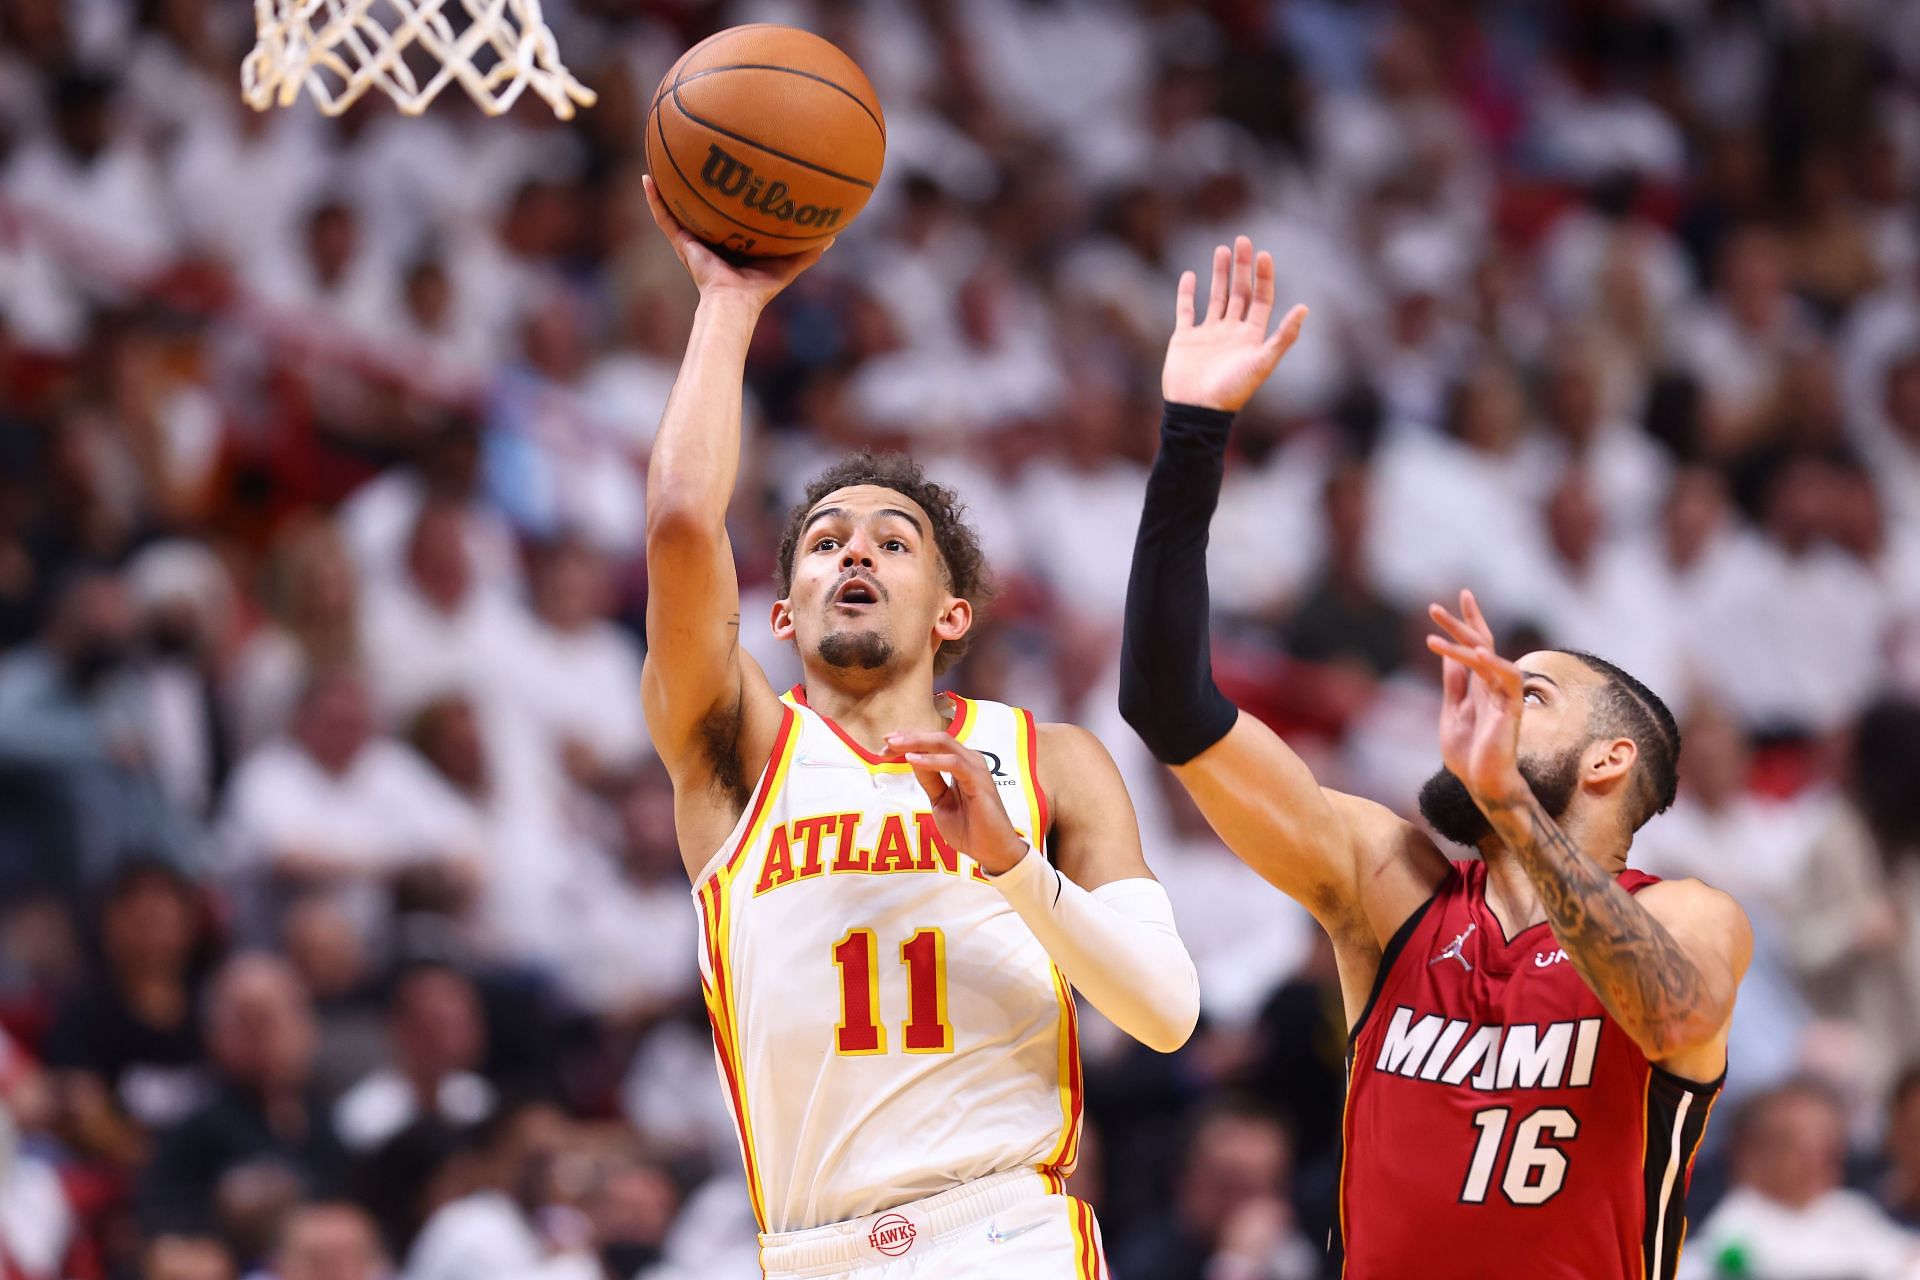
top-left (1559, 650), bottom-right (1682, 831)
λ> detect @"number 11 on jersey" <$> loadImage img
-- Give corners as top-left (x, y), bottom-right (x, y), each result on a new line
top-left (832, 927), bottom-right (954, 1055)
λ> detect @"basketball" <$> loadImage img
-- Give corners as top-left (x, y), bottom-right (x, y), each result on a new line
top-left (645, 25), bottom-right (886, 258)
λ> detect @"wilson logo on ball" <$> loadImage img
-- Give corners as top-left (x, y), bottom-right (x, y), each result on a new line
top-left (699, 144), bottom-right (845, 229)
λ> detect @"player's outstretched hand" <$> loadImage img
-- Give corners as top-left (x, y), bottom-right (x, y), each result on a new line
top-left (885, 730), bottom-right (1029, 876)
top-left (1161, 235), bottom-right (1308, 413)
top-left (1425, 589), bottom-right (1529, 811)
top-left (643, 174), bottom-right (828, 311)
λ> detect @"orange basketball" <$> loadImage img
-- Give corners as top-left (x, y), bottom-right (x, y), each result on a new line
top-left (646, 25), bottom-right (886, 257)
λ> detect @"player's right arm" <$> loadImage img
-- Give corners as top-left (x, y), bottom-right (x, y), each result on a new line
top-left (1118, 238), bottom-right (1448, 1008)
top-left (639, 177), bottom-right (825, 869)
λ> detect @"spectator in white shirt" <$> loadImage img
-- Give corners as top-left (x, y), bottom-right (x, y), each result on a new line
top-left (1693, 451), bottom-right (1891, 735)
top-left (270, 1201), bottom-right (391, 1280)
top-left (1681, 1079), bottom-right (1920, 1280)
top-left (252, 199), bottom-right (397, 342)
top-left (220, 667), bottom-right (482, 943)
top-left (1370, 359), bottom-right (1559, 620)
top-left (516, 535), bottom-right (648, 792)
top-left (1536, 329), bottom-right (1672, 532)
top-left (336, 416), bottom-right (523, 600)
top-left (333, 961), bottom-right (494, 1156)
top-left (359, 498), bottom-right (533, 729)
top-left (405, 1101), bottom-right (600, 1280)
top-left (3, 70), bottom-right (180, 290)
top-left (230, 517), bottom-right (361, 752)
top-left (1671, 224), bottom-right (1820, 457)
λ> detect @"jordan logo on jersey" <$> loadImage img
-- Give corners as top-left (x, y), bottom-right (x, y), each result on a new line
top-left (1430, 922), bottom-right (1476, 971)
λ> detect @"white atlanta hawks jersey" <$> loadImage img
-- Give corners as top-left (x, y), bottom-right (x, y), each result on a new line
top-left (691, 687), bottom-right (1084, 1234)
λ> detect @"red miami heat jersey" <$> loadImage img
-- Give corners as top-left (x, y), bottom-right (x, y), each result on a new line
top-left (1336, 860), bottom-right (1721, 1280)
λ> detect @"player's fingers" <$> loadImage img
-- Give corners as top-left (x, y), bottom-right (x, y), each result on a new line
top-left (1460, 588), bottom-right (1496, 647)
top-left (778, 240), bottom-right (832, 278)
top-left (1206, 244), bottom-right (1231, 322)
top-left (908, 764), bottom-right (950, 808)
top-left (641, 174), bottom-right (685, 240)
top-left (1427, 603), bottom-right (1482, 648)
top-left (1248, 250), bottom-right (1276, 328)
top-left (1439, 646), bottom-right (1469, 707)
top-left (1227, 236), bottom-right (1254, 321)
top-left (1175, 270), bottom-right (1197, 329)
top-left (1262, 304), bottom-right (1309, 359)
top-left (1427, 635), bottom-right (1481, 668)
top-left (906, 751), bottom-right (993, 801)
top-left (1434, 640), bottom-right (1521, 696)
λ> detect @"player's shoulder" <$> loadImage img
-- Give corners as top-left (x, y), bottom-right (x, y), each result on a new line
top-left (1635, 876), bottom-right (1755, 968)
top-left (1032, 719), bottom-right (1111, 761)
top-left (1030, 720), bottom-right (1124, 793)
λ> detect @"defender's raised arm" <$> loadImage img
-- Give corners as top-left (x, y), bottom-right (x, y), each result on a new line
top-left (1119, 239), bottom-right (1442, 1000)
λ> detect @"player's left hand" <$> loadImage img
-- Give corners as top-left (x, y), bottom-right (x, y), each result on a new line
top-left (1425, 589), bottom-right (1529, 810)
top-left (1161, 235), bottom-right (1309, 413)
top-left (884, 730), bottom-right (1029, 875)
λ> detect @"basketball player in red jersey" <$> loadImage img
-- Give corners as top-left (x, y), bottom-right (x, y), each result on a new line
top-left (1119, 237), bottom-right (1752, 1278)
top-left (636, 173), bottom-right (1200, 1279)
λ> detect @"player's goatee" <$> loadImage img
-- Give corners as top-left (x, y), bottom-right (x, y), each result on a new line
top-left (818, 632), bottom-right (894, 670)
top-left (1418, 746), bottom-right (1582, 848)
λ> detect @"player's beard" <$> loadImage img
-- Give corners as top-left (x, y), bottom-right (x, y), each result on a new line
top-left (1417, 746), bottom-right (1584, 849)
top-left (818, 629), bottom-right (894, 671)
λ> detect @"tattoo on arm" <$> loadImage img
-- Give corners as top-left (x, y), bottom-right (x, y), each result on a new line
top-left (1482, 794), bottom-right (1709, 1056)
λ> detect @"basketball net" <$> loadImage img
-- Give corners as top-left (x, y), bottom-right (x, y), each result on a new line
top-left (242, 0), bottom-right (597, 118)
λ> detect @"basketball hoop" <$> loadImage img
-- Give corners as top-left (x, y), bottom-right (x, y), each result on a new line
top-left (242, 0), bottom-right (597, 118)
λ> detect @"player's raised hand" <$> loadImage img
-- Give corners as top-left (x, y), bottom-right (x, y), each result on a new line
top-left (1425, 589), bottom-right (1529, 811)
top-left (643, 174), bottom-right (828, 310)
top-left (1161, 235), bottom-right (1309, 413)
top-left (884, 730), bottom-right (1030, 876)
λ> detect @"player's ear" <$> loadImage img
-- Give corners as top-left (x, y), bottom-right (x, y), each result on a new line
top-left (932, 595), bottom-right (972, 646)
top-left (770, 596), bottom-right (796, 642)
top-left (1585, 736), bottom-right (1637, 790)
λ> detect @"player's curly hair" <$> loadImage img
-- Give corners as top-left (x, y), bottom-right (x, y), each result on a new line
top-left (775, 452), bottom-right (993, 675)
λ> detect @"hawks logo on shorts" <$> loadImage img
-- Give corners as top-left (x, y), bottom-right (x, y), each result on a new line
top-left (692, 688), bottom-right (1083, 1234)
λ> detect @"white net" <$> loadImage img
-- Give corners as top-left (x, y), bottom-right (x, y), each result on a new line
top-left (242, 0), bottom-right (597, 118)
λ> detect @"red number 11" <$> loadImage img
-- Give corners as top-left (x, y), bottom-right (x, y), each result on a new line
top-left (832, 927), bottom-right (953, 1055)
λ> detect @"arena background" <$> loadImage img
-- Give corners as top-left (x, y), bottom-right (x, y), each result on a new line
top-left (2, 0), bottom-right (1920, 1276)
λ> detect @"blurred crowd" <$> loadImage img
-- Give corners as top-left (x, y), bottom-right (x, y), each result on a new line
top-left (3, 0), bottom-right (1920, 1277)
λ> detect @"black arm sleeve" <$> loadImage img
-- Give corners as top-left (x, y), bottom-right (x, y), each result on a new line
top-left (1119, 400), bottom-right (1242, 764)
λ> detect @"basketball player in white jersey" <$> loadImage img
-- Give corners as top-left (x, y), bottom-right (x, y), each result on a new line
top-left (636, 176), bottom-right (1201, 1279)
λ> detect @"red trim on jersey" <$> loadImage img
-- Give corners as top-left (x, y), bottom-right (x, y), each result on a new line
top-left (1048, 967), bottom-right (1084, 1174)
top-left (719, 704), bottom-right (798, 876)
top-left (786, 684), bottom-right (967, 762)
top-left (1020, 708), bottom-right (1051, 838)
top-left (698, 879), bottom-right (767, 1230)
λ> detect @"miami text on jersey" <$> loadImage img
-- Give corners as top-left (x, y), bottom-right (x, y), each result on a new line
top-left (1374, 1007), bottom-right (1605, 1091)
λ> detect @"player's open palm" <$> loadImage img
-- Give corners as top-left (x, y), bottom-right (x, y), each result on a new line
top-left (885, 730), bottom-right (1029, 876)
top-left (1161, 235), bottom-right (1309, 413)
top-left (1426, 590), bottom-right (1528, 808)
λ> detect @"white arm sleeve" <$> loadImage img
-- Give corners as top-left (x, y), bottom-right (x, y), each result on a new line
top-left (987, 845), bottom-right (1200, 1053)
